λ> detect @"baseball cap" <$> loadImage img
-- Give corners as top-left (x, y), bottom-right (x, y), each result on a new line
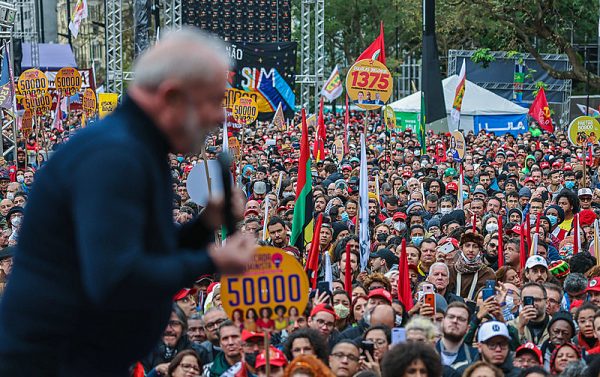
top-left (369, 248), bottom-right (399, 267)
top-left (473, 188), bottom-right (487, 196)
top-left (446, 182), bottom-right (458, 192)
top-left (255, 346), bottom-right (288, 369)
top-left (587, 277), bottom-right (600, 293)
top-left (254, 181), bottom-right (267, 195)
top-left (242, 329), bottom-right (265, 343)
top-left (524, 177), bottom-right (535, 184)
top-left (516, 342), bottom-right (543, 364)
top-left (310, 303), bottom-right (338, 319)
top-left (477, 321), bottom-right (510, 343)
top-left (519, 187), bottom-right (532, 198)
top-left (444, 168), bottom-right (457, 177)
top-left (195, 274), bottom-right (213, 284)
top-left (393, 212), bottom-right (407, 221)
top-left (525, 255), bottom-right (548, 270)
top-left (341, 164), bottom-right (352, 171)
top-left (244, 208), bottom-right (260, 217)
top-left (578, 188), bottom-right (593, 197)
top-left (507, 224), bottom-right (523, 236)
top-left (368, 288), bottom-right (393, 305)
top-left (173, 287), bottom-right (196, 301)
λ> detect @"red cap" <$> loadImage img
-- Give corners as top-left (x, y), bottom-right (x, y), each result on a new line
top-left (564, 164), bottom-right (573, 171)
top-left (408, 263), bottom-right (419, 273)
top-left (284, 158), bottom-right (293, 164)
top-left (244, 208), bottom-right (260, 217)
top-left (540, 161), bottom-right (550, 169)
top-left (173, 287), bottom-right (197, 301)
top-left (524, 177), bottom-right (535, 184)
top-left (587, 277), bottom-right (600, 293)
top-left (242, 329), bottom-right (265, 342)
top-left (207, 281), bottom-right (219, 294)
top-left (442, 237), bottom-right (460, 249)
top-left (310, 303), bottom-right (338, 319)
top-left (446, 182), bottom-right (458, 192)
top-left (402, 171), bottom-right (412, 178)
top-left (393, 212), bottom-right (407, 221)
top-left (552, 161), bottom-right (561, 168)
top-left (516, 342), bottom-right (543, 364)
top-left (255, 346), bottom-right (288, 369)
top-left (368, 288), bottom-right (393, 304)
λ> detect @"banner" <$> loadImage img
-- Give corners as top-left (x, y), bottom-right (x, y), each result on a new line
top-left (98, 93), bottom-right (118, 118)
top-left (321, 65), bottom-right (343, 102)
top-left (225, 42), bottom-right (296, 120)
top-left (567, 116), bottom-right (600, 146)
top-left (474, 114), bottom-right (528, 136)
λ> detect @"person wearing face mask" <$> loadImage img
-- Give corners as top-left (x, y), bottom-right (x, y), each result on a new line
top-left (409, 224), bottom-right (426, 247)
top-left (544, 205), bottom-right (565, 244)
top-left (448, 232), bottom-right (496, 302)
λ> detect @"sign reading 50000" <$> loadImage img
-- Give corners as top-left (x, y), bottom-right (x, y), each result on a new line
top-left (220, 246), bottom-right (309, 321)
top-left (232, 96), bottom-right (259, 124)
top-left (346, 59), bottom-right (393, 110)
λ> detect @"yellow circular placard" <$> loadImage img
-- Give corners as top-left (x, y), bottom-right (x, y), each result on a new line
top-left (82, 88), bottom-right (97, 116)
top-left (345, 59), bottom-right (393, 110)
top-left (568, 116), bottom-right (600, 146)
top-left (232, 96), bottom-right (259, 124)
top-left (55, 67), bottom-right (82, 97)
top-left (17, 69), bottom-right (48, 98)
top-left (22, 92), bottom-right (52, 116)
top-left (220, 246), bottom-right (309, 321)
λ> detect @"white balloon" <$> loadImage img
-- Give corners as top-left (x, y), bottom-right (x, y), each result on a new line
top-left (185, 160), bottom-right (224, 206)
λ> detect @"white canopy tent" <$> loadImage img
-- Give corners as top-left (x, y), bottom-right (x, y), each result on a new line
top-left (389, 75), bottom-right (529, 134)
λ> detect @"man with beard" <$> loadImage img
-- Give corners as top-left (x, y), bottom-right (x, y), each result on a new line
top-left (266, 217), bottom-right (300, 259)
top-left (0, 29), bottom-right (256, 377)
top-left (203, 320), bottom-right (243, 377)
top-left (482, 234), bottom-right (499, 269)
top-left (141, 305), bottom-right (205, 374)
top-left (539, 312), bottom-right (576, 369)
top-left (448, 233), bottom-right (495, 302)
top-left (509, 282), bottom-right (550, 346)
top-left (523, 256), bottom-right (550, 284)
top-left (435, 302), bottom-right (478, 371)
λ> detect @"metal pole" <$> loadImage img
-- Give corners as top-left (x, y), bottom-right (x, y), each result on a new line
top-left (66, 0), bottom-right (73, 46)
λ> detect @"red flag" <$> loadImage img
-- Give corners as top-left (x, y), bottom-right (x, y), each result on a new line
top-left (520, 221), bottom-right (526, 271)
top-left (132, 362), bottom-right (145, 377)
top-left (497, 216), bottom-right (504, 268)
top-left (398, 238), bottom-right (413, 311)
top-left (525, 213), bottom-right (531, 248)
top-left (528, 87), bottom-right (554, 132)
top-left (313, 97), bottom-right (326, 162)
top-left (472, 213), bottom-right (477, 233)
top-left (305, 213), bottom-right (323, 289)
top-left (344, 242), bottom-right (352, 297)
top-left (357, 21), bottom-right (386, 64)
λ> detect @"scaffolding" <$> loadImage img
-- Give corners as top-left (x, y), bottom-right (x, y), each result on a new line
top-left (0, 0), bottom-right (38, 161)
top-left (297, 0), bottom-right (325, 113)
top-left (105, 0), bottom-right (182, 94)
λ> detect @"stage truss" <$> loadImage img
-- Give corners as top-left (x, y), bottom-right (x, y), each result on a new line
top-left (297, 0), bottom-right (325, 112)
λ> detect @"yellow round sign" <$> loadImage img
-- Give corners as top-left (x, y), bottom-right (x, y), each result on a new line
top-left (346, 59), bottom-right (393, 110)
top-left (232, 97), bottom-right (259, 124)
top-left (17, 69), bottom-right (48, 98)
top-left (23, 92), bottom-right (52, 116)
top-left (332, 139), bottom-right (344, 162)
top-left (220, 246), bottom-right (309, 321)
top-left (55, 67), bottom-right (82, 97)
top-left (82, 88), bottom-right (97, 116)
top-left (450, 130), bottom-right (466, 161)
top-left (383, 106), bottom-right (396, 130)
top-left (568, 116), bottom-right (600, 146)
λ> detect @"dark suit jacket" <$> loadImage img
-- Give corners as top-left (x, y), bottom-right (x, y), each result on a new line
top-left (0, 97), bottom-right (216, 376)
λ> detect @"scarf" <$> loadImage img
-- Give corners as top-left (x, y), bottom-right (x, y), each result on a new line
top-left (454, 252), bottom-right (484, 274)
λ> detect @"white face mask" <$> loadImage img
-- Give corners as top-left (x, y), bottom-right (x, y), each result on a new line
top-left (485, 223), bottom-right (499, 233)
top-left (16, 176), bottom-right (24, 183)
top-left (6, 192), bottom-right (14, 201)
top-left (11, 216), bottom-right (22, 227)
top-left (440, 208), bottom-right (452, 215)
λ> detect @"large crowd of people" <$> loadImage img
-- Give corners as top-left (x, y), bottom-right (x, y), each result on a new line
top-left (3, 101), bottom-right (600, 377)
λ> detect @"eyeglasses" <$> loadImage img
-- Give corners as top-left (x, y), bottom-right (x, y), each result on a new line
top-left (204, 318), bottom-right (226, 330)
top-left (485, 342), bottom-right (508, 350)
top-left (179, 363), bottom-right (200, 372)
top-left (445, 314), bottom-right (468, 323)
top-left (366, 339), bottom-right (388, 347)
top-left (547, 298), bottom-right (561, 305)
top-left (580, 197), bottom-right (592, 202)
top-left (315, 318), bottom-right (335, 329)
top-left (331, 352), bottom-right (359, 362)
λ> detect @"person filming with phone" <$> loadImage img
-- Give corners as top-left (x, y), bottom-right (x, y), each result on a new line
top-left (509, 282), bottom-right (550, 346)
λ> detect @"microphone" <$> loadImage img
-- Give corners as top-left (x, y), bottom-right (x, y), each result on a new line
top-left (217, 152), bottom-right (236, 235)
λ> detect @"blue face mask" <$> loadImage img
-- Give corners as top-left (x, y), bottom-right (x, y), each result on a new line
top-left (547, 214), bottom-right (558, 226)
top-left (565, 181), bottom-right (575, 189)
top-left (341, 212), bottom-right (349, 222)
top-left (176, 156), bottom-right (184, 163)
top-left (411, 236), bottom-right (424, 247)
